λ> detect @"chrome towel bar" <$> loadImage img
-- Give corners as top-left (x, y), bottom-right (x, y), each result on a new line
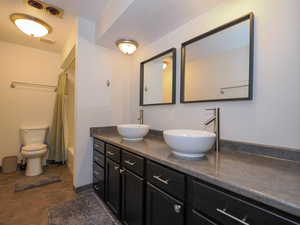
top-left (10, 81), bottom-right (57, 92)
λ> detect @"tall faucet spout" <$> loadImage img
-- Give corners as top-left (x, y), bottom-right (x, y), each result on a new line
top-left (205, 108), bottom-right (220, 153)
top-left (204, 116), bottom-right (216, 126)
top-left (138, 109), bottom-right (144, 124)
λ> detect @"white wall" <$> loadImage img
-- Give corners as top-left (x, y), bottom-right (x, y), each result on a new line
top-left (73, 17), bottom-right (133, 187)
top-left (0, 41), bottom-right (61, 165)
top-left (129, 0), bottom-right (300, 150)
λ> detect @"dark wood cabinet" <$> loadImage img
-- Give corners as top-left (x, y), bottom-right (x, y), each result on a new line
top-left (93, 139), bottom-right (105, 200)
top-left (106, 158), bottom-right (121, 216)
top-left (93, 137), bottom-right (300, 225)
top-left (121, 169), bottom-right (144, 225)
top-left (146, 183), bottom-right (184, 225)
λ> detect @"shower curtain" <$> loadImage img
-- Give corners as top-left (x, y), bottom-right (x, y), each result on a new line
top-left (49, 72), bottom-right (67, 163)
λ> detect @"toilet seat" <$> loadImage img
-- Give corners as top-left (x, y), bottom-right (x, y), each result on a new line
top-left (22, 144), bottom-right (47, 152)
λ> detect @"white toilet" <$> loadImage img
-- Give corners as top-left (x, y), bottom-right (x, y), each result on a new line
top-left (20, 126), bottom-right (49, 176)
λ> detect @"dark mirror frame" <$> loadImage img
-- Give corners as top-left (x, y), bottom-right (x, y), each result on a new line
top-left (180, 13), bottom-right (254, 103)
top-left (140, 48), bottom-right (177, 106)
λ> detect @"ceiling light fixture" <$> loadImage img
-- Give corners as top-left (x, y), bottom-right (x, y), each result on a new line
top-left (116, 40), bottom-right (138, 55)
top-left (10, 13), bottom-right (52, 38)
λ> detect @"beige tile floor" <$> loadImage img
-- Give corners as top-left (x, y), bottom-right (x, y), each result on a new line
top-left (0, 165), bottom-right (77, 225)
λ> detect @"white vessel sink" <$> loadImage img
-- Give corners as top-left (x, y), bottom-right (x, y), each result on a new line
top-left (163, 129), bottom-right (216, 158)
top-left (117, 124), bottom-right (150, 141)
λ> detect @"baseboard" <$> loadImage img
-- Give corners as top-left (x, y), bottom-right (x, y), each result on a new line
top-left (73, 183), bottom-right (93, 193)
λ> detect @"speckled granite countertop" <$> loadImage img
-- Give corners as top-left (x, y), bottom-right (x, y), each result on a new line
top-left (91, 127), bottom-right (300, 218)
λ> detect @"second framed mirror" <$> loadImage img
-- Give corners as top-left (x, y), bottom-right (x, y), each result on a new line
top-left (140, 48), bottom-right (176, 106)
top-left (181, 13), bottom-right (254, 103)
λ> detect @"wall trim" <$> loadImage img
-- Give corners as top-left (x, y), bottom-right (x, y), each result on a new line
top-left (61, 45), bottom-right (76, 70)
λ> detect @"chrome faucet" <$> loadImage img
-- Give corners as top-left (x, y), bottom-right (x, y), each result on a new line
top-left (204, 108), bottom-right (220, 153)
top-left (137, 109), bottom-right (144, 124)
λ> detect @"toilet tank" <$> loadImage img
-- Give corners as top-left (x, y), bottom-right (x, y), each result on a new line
top-left (20, 126), bottom-right (49, 145)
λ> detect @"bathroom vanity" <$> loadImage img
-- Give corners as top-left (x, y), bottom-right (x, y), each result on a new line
top-left (91, 127), bottom-right (300, 225)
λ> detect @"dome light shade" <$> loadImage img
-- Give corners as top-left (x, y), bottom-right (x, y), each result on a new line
top-left (10, 13), bottom-right (52, 38)
top-left (116, 40), bottom-right (138, 55)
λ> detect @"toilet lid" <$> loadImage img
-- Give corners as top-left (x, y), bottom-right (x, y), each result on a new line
top-left (22, 144), bottom-right (47, 151)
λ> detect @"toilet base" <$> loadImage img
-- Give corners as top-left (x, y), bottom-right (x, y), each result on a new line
top-left (25, 157), bottom-right (43, 176)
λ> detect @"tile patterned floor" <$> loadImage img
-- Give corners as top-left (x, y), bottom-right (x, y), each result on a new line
top-left (0, 165), bottom-right (77, 225)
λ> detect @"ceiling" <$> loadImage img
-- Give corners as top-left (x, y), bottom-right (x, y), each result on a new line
top-left (0, 0), bottom-right (75, 53)
top-left (0, 0), bottom-right (231, 53)
top-left (44, 0), bottom-right (109, 21)
top-left (96, 0), bottom-right (231, 49)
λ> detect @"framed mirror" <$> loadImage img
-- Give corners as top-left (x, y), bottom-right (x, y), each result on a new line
top-left (140, 48), bottom-right (176, 106)
top-left (181, 13), bottom-right (254, 103)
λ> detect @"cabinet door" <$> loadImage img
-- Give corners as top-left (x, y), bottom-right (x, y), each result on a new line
top-left (146, 183), bottom-right (184, 225)
top-left (93, 162), bottom-right (105, 199)
top-left (122, 169), bottom-right (144, 225)
top-left (106, 158), bottom-right (121, 216)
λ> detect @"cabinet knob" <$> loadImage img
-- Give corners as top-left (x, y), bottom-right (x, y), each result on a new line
top-left (174, 204), bottom-right (181, 213)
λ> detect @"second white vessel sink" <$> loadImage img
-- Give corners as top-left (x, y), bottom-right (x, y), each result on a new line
top-left (117, 124), bottom-right (150, 141)
top-left (163, 129), bottom-right (216, 158)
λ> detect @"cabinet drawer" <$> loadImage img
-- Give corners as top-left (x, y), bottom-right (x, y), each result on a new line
top-left (94, 139), bottom-right (105, 154)
top-left (106, 144), bottom-right (120, 163)
top-left (94, 150), bottom-right (105, 167)
top-left (93, 163), bottom-right (104, 179)
top-left (188, 178), bottom-right (299, 225)
top-left (122, 150), bottom-right (144, 177)
top-left (147, 160), bottom-right (185, 201)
